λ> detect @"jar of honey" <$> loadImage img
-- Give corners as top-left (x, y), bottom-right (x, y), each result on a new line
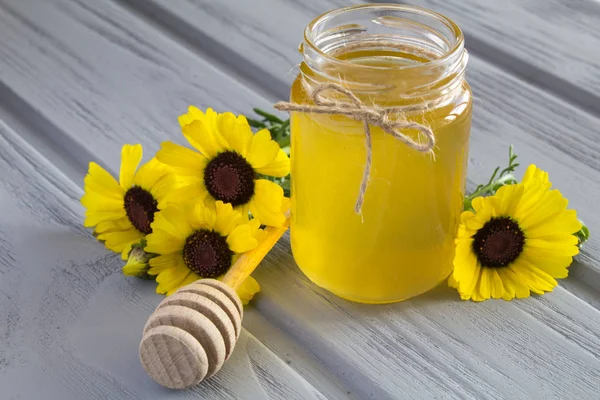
top-left (288, 5), bottom-right (472, 303)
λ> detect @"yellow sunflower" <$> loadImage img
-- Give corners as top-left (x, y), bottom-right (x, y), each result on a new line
top-left (145, 201), bottom-right (266, 302)
top-left (450, 164), bottom-right (582, 301)
top-left (82, 144), bottom-right (176, 259)
top-left (156, 106), bottom-right (290, 227)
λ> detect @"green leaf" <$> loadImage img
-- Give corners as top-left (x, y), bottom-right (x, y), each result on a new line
top-left (575, 223), bottom-right (590, 247)
top-left (278, 136), bottom-right (291, 148)
top-left (253, 108), bottom-right (283, 123)
top-left (247, 118), bottom-right (267, 129)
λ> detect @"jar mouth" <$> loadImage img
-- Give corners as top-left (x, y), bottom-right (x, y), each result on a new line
top-left (304, 4), bottom-right (465, 73)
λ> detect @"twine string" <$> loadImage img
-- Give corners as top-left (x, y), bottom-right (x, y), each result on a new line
top-left (274, 82), bottom-right (436, 215)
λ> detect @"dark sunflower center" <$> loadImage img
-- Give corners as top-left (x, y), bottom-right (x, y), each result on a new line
top-left (123, 186), bottom-right (158, 234)
top-left (204, 151), bottom-right (255, 206)
top-left (182, 229), bottom-right (233, 278)
top-left (472, 217), bottom-right (525, 267)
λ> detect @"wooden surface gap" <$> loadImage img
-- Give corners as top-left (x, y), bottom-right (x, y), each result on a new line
top-left (369, 0), bottom-right (600, 117)
top-left (459, 29), bottom-right (600, 118)
top-left (115, 0), bottom-right (290, 102)
top-left (0, 81), bottom-right (90, 186)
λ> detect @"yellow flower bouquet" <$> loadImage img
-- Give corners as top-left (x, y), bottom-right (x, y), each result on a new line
top-left (82, 107), bottom-right (290, 305)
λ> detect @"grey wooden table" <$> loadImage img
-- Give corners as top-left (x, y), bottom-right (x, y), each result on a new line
top-left (1, 0), bottom-right (600, 399)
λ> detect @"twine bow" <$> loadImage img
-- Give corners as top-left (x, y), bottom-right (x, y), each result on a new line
top-left (274, 83), bottom-right (436, 215)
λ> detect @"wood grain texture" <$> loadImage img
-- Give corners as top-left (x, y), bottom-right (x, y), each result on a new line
top-left (140, 324), bottom-right (210, 389)
top-left (254, 237), bottom-right (600, 400)
top-left (119, 0), bottom-right (600, 398)
top-left (0, 0), bottom-right (274, 176)
top-left (1, 0), bottom-right (600, 399)
top-left (0, 120), bottom-right (332, 399)
top-left (157, 292), bottom-right (238, 358)
top-left (144, 305), bottom-right (227, 379)
top-left (382, 0), bottom-right (600, 116)
top-left (178, 283), bottom-right (243, 340)
top-left (140, 279), bottom-right (249, 388)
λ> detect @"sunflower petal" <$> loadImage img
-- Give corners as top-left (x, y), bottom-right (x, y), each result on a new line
top-left (158, 181), bottom-right (208, 208)
top-left (473, 197), bottom-right (495, 224)
top-left (526, 238), bottom-right (580, 257)
top-left (178, 105), bottom-right (206, 127)
top-left (515, 180), bottom-right (550, 218)
top-left (145, 230), bottom-right (185, 254)
top-left (98, 228), bottom-right (144, 257)
top-left (148, 173), bottom-right (179, 204)
top-left (156, 141), bottom-right (207, 173)
top-left (84, 162), bottom-right (124, 199)
top-left (490, 269), bottom-right (505, 299)
top-left (246, 129), bottom-right (279, 169)
top-left (517, 260), bottom-right (558, 294)
top-left (81, 192), bottom-right (123, 212)
top-left (236, 276), bottom-right (260, 305)
top-left (156, 263), bottom-right (192, 295)
top-left (249, 179), bottom-right (285, 227)
top-left (227, 223), bottom-right (259, 253)
top-left (148, 253), bottom-right (183, 275)
top-left (525, 209), bottom-right (582, 238)
top-left (471, 196), bottom-right (485, 212)
top-left (189, 203), bottom-right (216, 231)
top-left (255, 149), bottom-right (290, 178)
top-left (84, 209), bottom-right (127, 227)
top-left (517, 186), bottom-right (565, 226)
top-left (217, 112), bottom-right (253, 157)
top-left (249, 218), bottom-right (267, 243)
top-left (507, 266), bottom-right (532, 299)
top-left (497, 270), bottom-right (514, 300)
top-left (133, 157), bottom-right (171, 190)
top-left (452, 239), bottom-right (480, 298)
top-left (119, 144), bottom-right (143, 189)
top-left (204, 108), bottom-right (229, 149)
top-left (167, 272), bottom-right (201, 296)
top-left (214, 201), bottom-right (243, 236)
top-left (477, 268), bottom-right (492, 301)
top-left (152, 207), bottom-right (193, 240)
top-left (181, 119), bottom-right (220, 158)
top-left (94, 217), bottom-right (132, 234)
top-left (521, 250), bottom-right (572, 279)
top-left (522, 164), bottom-right (550, 186)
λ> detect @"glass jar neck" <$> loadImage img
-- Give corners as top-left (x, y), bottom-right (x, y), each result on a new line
top-left (300, 4), bottom-right (468, 105)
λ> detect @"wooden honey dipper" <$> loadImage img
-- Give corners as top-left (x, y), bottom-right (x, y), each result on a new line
top-left (139, 211), bottom-right (291, 389)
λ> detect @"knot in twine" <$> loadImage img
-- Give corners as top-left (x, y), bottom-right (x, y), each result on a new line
top-left (274, 83), bottom-right (436, 215)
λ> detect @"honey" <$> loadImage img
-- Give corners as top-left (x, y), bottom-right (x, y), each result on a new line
top-left (288, 5), bottom-right (472, 303)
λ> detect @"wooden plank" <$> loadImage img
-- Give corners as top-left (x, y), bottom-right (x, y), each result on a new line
top-left (383, 0), bottom-right (600, 115)
top-left (0, 119), bottom-right (333, 399)
top-left (0, 0), bottom-right (274, 177)
top-left (243, 309), bottom-right (359, 400)
top-left (255, 246), bottom-right (600, 399)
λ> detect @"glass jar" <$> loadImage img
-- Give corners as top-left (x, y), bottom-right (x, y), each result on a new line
top-left (289, 5), bottom-right (472, 303)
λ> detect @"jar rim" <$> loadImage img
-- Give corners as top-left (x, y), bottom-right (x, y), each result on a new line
top-left (304, 4), bottom-right (465, 73)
